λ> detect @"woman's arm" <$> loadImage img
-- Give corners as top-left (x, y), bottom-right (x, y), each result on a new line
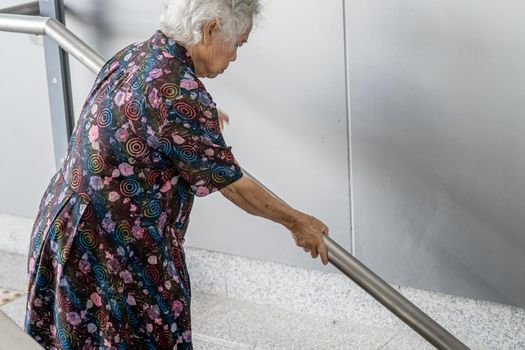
top-left (220, 176), bottom-right (330, 265)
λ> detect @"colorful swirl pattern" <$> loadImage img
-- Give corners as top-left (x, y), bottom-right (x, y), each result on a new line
top-left (205, 120), bottom-right (220, 136)
top-left (93, 265), bottom-right (108, 284)
top-left (59, 246), bottom-right (70, 264)
top-left (120, 179), bottom-right (141, 197)
top-left (124, 100), bottom-right (142, 120)
top-left (178, 145), bottom-right (198, 162)
top-left (143, 265), bottom-right (161, 285)
top-left (211, 166), bottom-right (234, 184)
top-left (157, 137), bottom-right (172, 154)
top-left (131, 78), bottom-right (145, 91)
top-left (110, 299), bottom-right (122, 321)
top-left (35, 266), bottom-right (52, 286)
top-left (143, 200), bottom-right (161, 218)
top-left (79, 229), bottom-right (98, 250)
top-left (174, 101), bottom-right (197, 120)
top-left (160, 83), bottom-right (180, 99)
top-left (95, 309), bottom-right (108, 330)
top-left (126, 137), bottom-right (148, 158)
top-left (97, 108), bottom-right (112, 127)
top-left (146, 170), bottom-right (162, 186)
top-left (88, 154), bottom-right (104, 174)
top-left (70, 168), bottom-right (81, 190)
top-left (158, 331), bottom-right (174, 348)
top-left (52, 219), bottom-right (65, 241)
top-left (57, 329), bottom-right (72, 348)
top-left (116, 222), bottom-right (133, 244)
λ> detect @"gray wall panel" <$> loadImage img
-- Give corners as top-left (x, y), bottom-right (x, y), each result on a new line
top-left (347, 0), bottom-right (525, 306)
top-left (190, 0), bottom-right (351, 273)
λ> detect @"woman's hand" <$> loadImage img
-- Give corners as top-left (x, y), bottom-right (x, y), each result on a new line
top-left (218, 109), bottom-right (230, 130)
top-left (289, 213), bottom-right (330, 265)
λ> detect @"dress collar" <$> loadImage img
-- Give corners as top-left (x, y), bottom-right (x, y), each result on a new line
top-left (150, 29), bottom-right (195, 72)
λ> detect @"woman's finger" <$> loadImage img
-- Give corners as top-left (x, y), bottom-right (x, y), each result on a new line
top-left (317, 239), bottom-right (329, 265)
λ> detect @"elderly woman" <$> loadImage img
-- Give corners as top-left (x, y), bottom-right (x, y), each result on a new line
top-left (24, 0), bottom-right (329, 348)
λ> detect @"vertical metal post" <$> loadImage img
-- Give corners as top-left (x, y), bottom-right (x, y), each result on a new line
top-left (39, 0), bottom-right (74, 171)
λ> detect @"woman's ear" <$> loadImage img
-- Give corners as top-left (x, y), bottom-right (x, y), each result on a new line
top-left (202, 19), bottom-right (219, 46)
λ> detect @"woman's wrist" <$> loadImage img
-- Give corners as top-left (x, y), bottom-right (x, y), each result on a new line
top-left (281, 208), bottom-right (305, 232)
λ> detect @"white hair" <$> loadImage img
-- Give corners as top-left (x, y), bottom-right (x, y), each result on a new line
top-left (160, 0), bottom-right (261, 47)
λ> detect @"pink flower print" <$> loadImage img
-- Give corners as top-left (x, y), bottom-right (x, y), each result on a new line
top-left (149, 68), bottom-right (163, 79)
top-left (34, 298), bottom-right (42, 307)
top-left (195, 186), bottom-right (209, 197)
top-left (148, 89), bottom-right (160, 108)
top-left (87, 323), bottom-right (97, 333)
top-left (205, 148), bottom-right (215, 156)
top-left (119, 270), bottom-right (133, 284)
top-left (108, 191), bottom-right (120, 202)
top-left (147, 305), bottom-right (160, 320)
top-left (115, 127), bottom-right (129, 142)
top-left (165, 280), bottom-right (172, 290)
top-left (107, 258), bottom-right (120, 274)
top-left (118, 163), bottom-right (134, 176)
top-left (90, 104), bottom-right (98, 115)
top-left (147, 255), bottom-right (157, 264)
top-left (102, 216), bottom-right (115, 233)
top-left (90, 292), bottom-right (102, 307)
top-left (162, 51), bottom-right (174, 58)
top-left (160, 181), bottom-right (171, 193)
top-left (172, 135), bottom-right (186, 145)
top-left (89, 176), bottom-right (104, 191)
top-left (183, 330), bottom-right (192, 343)
top-left (78, 259), bottom-right (91, 274)
top-left (88, 125), bottom-right (99, 144)
top-left (66, 312), bottom-right (82, 326)
top-left (180, 79), bottom-right (199, 90)
top-left (132, 224), bottom-right (144, 239)
top-left (172, 300), bottom-right (183, 317)
top-left (112, 169), bottom-right (120, 177)
top-left (114, 91), bottom-right (126, 106)
top-left (203, 110), bottom-right (212, 119)
top-left (127, 294), bottom-right (137, 306)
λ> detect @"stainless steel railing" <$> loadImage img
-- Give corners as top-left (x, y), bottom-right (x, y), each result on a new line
top-left (0, 9), bottom-right (471, 350)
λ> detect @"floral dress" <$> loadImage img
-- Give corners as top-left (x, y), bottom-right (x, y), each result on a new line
top-left (24, 29), bottom-right (243, 350)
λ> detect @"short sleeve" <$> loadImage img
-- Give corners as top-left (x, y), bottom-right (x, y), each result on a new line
top-left (154, 74), bottom-right (243, 197)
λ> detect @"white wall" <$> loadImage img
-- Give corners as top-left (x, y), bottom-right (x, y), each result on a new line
top-left (0, 0), bottom-right (56, 218)
top-left (347, 0), bottom-right (525, 307)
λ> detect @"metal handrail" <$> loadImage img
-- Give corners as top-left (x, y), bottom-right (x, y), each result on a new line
top-left (0, 11), bottom-right (471, 350)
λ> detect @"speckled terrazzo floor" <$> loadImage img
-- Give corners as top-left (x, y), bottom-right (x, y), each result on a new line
top-left (0, 249), bottom-right (487, 349)
top-left (0, 213), bottom-right (521, 349)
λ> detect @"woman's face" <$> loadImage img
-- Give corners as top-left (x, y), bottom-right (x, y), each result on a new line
top-left (192, 20), bottom-right (251, 78)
